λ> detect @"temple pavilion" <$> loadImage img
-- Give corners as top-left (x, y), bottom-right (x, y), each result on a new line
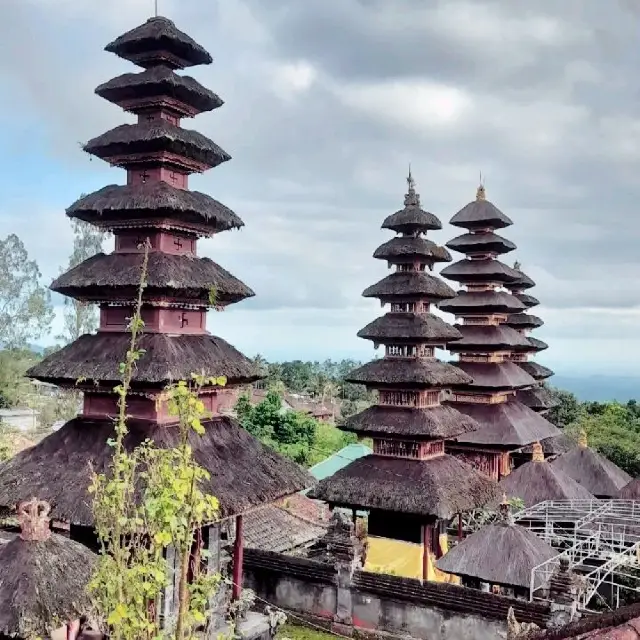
top-left (439, 185), bottom-right (561, 480)
top-left (0, 14), bottom-right (311, 629)
top-left (310, 173), bottom-right (497, 582)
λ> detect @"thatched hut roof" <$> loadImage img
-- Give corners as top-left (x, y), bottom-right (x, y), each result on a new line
top-left (357, 313), bottom-right (462, 343)
top-left (96, 65), bottom-right (223, 115)
top-left (447, 324), bottom-right (532, 352)
top-left (449, 187), bottom-right (513, 230)
top-left (438, 290), bottom-right (526, 315)
top-left (436, 519), bottom-right (557, 588)
top-left (520, 433), bottom-right (575, 457)
top-left (515, 292), bottom-right (540, 308)
top-left (362, 271), bottom-right (456, 302)
top-left (446, 231), bottom-right (516, 256)
top-left (84, 121), bottom-right (230, 170)
top-left (309, 454), bottom-right (498, 519)
top-left (342, 404), bottom-right (480, 439)
top-left (516, 386), bottom-right (559, 412)
top-left (451, 398), bottom-right (561, 447)
top-left (105, 16), bottom-right (213, 69)
top-left (619, 477), bottom-right (640, 500)
top-left (51, 251), bottom-right (254, 305)
top-left (373, 236), bottom-right (451, 264)
top-left (517, 361), bottom-right (554, 381)
top-left (551, 443), bottom-right (631, 498)
top-left (441, 258), bottom-right (522, 284)
top-left (0, 499), bottom-right (97, 639)
top-left (0, 416), bottom-right (314, 526)
top-left (345, 358), bottom-right (472, 388)
top-left (505, 313), bottom-right (544, 330)
top-left (27, 332), bottom-right (260, 387)
top-left (66, 182), bottom-right (244, 233)
top-left (450, 361), bottom-right (536, 390)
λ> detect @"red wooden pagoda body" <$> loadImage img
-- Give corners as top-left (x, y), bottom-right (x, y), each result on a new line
top-left (440, 186), bottom-right (561, 481)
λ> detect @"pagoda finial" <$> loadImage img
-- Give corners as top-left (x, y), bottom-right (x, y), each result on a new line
top-left (531, 442), bottom-right (544, 462)
top-left (404, 165), bottom-right (420, 207)
top-left (155, 0), bottom-right (159, 17)
top-left (17, 497), bottom-right (52, 542)
top-left (577, 429), bottom-right (588, 449)
top-left (499, 493), bottom-right (514, 525)
top-left (513, 260), bottom-right (521, 271)
top-left (476, 171), bottom-right (486, 201)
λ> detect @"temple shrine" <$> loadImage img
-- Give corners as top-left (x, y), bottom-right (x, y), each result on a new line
top-left (439, 185), bottom-right (561, 480)
top-left (0, 14), bottom-right (311, 629)
top-left (310, 173), bottom-right (497, 582)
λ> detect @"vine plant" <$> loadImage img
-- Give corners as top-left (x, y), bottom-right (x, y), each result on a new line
top-left (87, 241), bottom-right (227, 640)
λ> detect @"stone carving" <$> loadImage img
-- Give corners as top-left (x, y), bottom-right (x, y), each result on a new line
top-left (18, 497), bottom-right (52, 542)
top-left (506, 607), bottom-right (540, 639)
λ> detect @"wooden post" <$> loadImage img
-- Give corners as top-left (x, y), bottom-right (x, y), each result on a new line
top-left (422, 524), bottom-right (431, 581)
top-left (457, 513), bottom-right (463, 541)
top-left (232, 514), bottom-right (243, 600)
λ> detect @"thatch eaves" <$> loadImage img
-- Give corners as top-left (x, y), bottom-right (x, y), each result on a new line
top-left (619, 477), bottom-right (640, 500)
top-left (362, 271), bottom-right (456, 301)
top-left (438, 290), bottom-right (526, 315)
top-left (517, 361), bottom-right (554, 380)
top-left (527, 337), bottom-right (549, 352)
top-left (446, 232), bottom-right (516, 256)
top-left (516, 386), bottom-right (559, 412)
top-left (509, 270), bottom-right (536, 291)
top-left (520, 433), bottom-right (576, 457)
top-left (381, 207), bottom-right (442, 234)
top-left (373, 236), bottom-right (451, 264)
top-left (506, 313), bottom-right (544, 330)
top-left (515, 292), bottom-right (540, 308)
top-left (357, 313), bottom-right (462, 343)
top-left (441, 258), bottom-right (522, 284)
top-left (451, 361), bottom-right (536, 390)
top-left (447, 324), bottom-right (532, 352)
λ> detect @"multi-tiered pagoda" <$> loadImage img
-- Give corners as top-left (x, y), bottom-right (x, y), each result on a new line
top-left (0, 14), bottom-right (310, 615)
top-left (439, 185), bottom-right (560, 480)
top-left (311, 173), bottom-right (497, 582)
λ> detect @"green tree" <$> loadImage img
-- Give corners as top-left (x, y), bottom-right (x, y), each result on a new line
top-left (0, 234), bottom-right (53, 347)
top-left (0, 348), bottom-right (40, 408)
top-left (547, 386), bottom-right (580, 427)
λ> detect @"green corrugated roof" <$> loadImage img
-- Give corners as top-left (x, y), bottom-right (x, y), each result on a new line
top-left (308, 443), bottom-right (372, 481)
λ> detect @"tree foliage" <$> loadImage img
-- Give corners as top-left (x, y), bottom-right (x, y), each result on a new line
top-left (0, 234), bottom-right (53, 348)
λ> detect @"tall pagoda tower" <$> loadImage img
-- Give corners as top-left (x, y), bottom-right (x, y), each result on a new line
top-left (0, 14), bottom-right (311, 608)
top-left (310, 173), bottom-right (497, 582)
top-left (439, 185), bottom-right (561, 480)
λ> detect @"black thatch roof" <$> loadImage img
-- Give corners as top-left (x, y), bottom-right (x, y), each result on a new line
top-left (450, 188), bottom-right (513, 230)
top-left (342, 404), bottom-right (480, 439)
top-left (517, 361), bottom-right (554, 380)
top-left (509, 270), bottom-right (536, 290)
top-left (308, 454), bottom-right (498, 519)
top-left (619, 477), bottom-right (640, 500)
top-left (435, 520), bottom-right (557, 588)
top-left (0, 416), bottom-right (314, 525)
top-left (346, 358), bottom-right (473, 388)
top-left (52, 251), bottom-right (253, 305)
top-left (520, 433), bottom-right (576, 457)
top-left (66, 182), bottom-right (244, 233)
top-left (357, 313), bottom-right (463, 343)
top-left (506, 313), bottom-right (544, 330)
top-left (515, 292), bottom-right (540, 308)
top-left (551, 447), bottom-right (631, 498)
top-left (446, 232), bottom-right (516, 256)
top-left (438, 290), bottom-right (526, 315)
top-left (451, 398), bottom-right (561, 447)
top-left (498, 460), bottom-right (595, 507)
top-left (84, 121), bottom-right (230, 170)
top-left (447, 324), bottom-right (532, 352)
top-left (516, 386), bottom-right (558, 412)
top-left (105, 16), bottom-right (213, 69)
top-left (27, 332), bottom-right (260, 387)
top-left (527, 337), bottom-right (549, 352)
top-left (95, 65), bottom-right (223, 115)
top-left (362, 272), bottom-right (456, 301)
top-left (440, 258), bottom-right (521, 284)
top-left (0, 531), bottom-right (97, 638)
top-left (372, 236), bottom-right (451, 264)
top-left (450, 361), bottom-right (536, 390)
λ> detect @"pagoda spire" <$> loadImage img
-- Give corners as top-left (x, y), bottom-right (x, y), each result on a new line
top-left (439, 185), bottom-right (560, 481)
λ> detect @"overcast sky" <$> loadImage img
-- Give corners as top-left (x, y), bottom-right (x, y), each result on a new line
top-left (2, 0), bottom-right (640, 375)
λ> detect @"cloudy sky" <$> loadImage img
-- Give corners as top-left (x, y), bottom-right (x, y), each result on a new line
top-left (1, 0), bottom-right (640, 376)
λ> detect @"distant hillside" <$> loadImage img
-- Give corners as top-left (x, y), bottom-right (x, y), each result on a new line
top-left (552, 375), bottom-right (640, 403)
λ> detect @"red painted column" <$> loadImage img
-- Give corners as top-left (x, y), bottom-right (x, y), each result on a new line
top-left (232, 514), bottom-right (244, 600)
top-left (457, 513), bottom-right (463, 541)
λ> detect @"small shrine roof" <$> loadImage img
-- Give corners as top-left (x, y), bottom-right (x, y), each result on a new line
top-left (362, 271), bottom-right (456, 302)
top-left (520, 433), bottom-right (575, 457)
top-left (357, 312), bottom-right (462, 344)
top-left (449, 186), bottom-right (513, 230)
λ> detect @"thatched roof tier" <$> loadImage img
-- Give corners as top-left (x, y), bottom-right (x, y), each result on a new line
top-left (498, 459), bottom-right (595, 507)
top-left (516, 386), bottom-right (558, 412)
top-left (451, 399), bottom-right (561, 447)
top-left (308, 454), bottom-right (498, 519)
top-left (440, 258), bottom-right (522, 284)
top-left (450, 361), bottom-right (536, 390)
top-left (372, 236), bottom-right (451, 264)
top-left (27, 332), bottom-right (260, 387)
top-left (345, 358), bottom-right (473, 388)
top-left (517, 361), bottom-right (554, 380)
top-left (357, 313), bottom-right (463, 344)
top-left (0, 416), bottom-right (313, 525)
top-left (51, 251), bottom-right (254, 305)
top-left (514, 292), bottom-right (540, 308)
top-left (362, 271), bottom-right (457, 302)
top-left (0, 530), bottom-right (97, 638)
top-left (449, 187), bottom-right (513, 230)
top-left (105, 16), bottom-right (213, 69)
top-left (435, 520), bottom-right (557, 588)
top-left (619, 477), bottom-right (640, 500)
top-left (438, 291), bottom-right (526, 315)
top-left (446, 232), bottom-right (516, 256)
top-left (509, 271), bottom-right (535, 290)
top-left (95, 65), bottom-right (223, 116)
top-left (506, 313), bottom-right (544, 330)
top-left (342, 404), bottom-right (480, 439)
top-left (551, 446), bottom-right (631, 498)
top-left (84, 121), bottom-right (230, 170)
top-left (527, 337), bottom-right (549, 352)
top-left (381, 207), bottom-right (441, 235)
top-left (447, 325), bottom-right (532, 352)
top-left (67, 182), bottom-right (244, 233)
top-left (520, 433), bottom-right (575, 457)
